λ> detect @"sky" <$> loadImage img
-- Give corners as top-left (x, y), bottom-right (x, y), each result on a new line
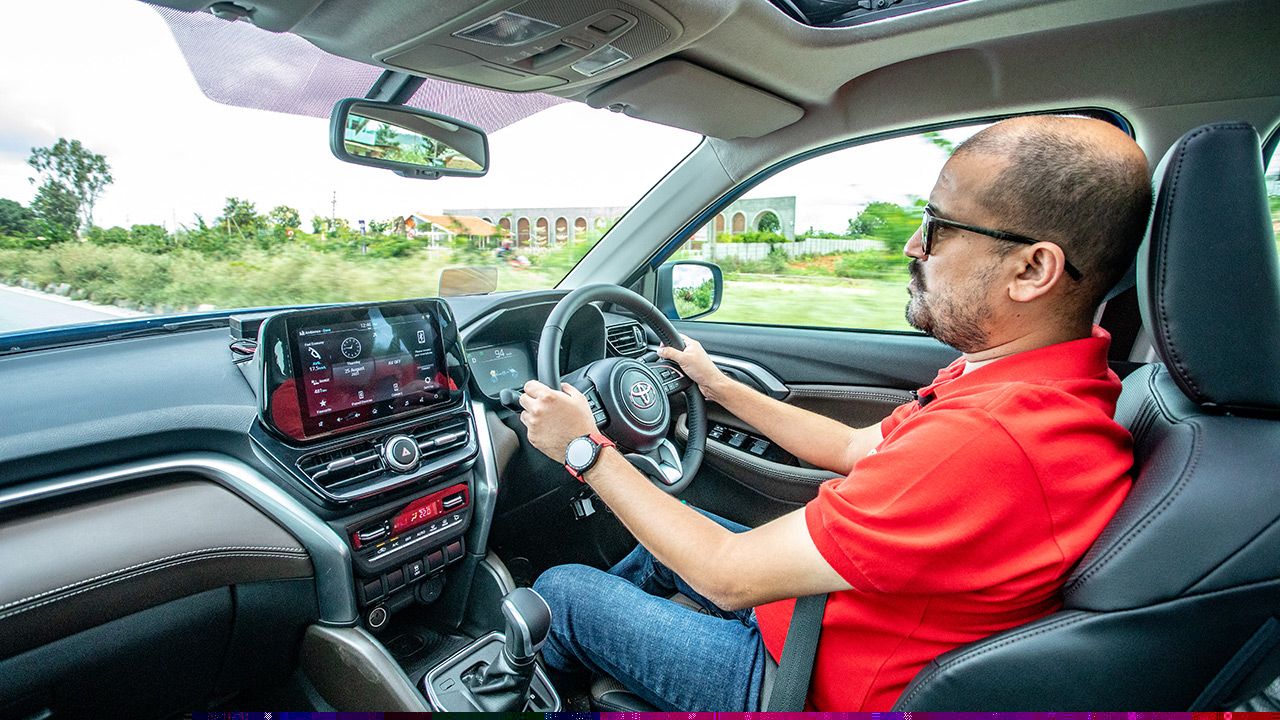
top-left (0, 0), bottom-right (974, 235)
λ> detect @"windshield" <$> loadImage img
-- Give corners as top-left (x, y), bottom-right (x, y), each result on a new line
top-left (0, 0), bottom-right (700, 337)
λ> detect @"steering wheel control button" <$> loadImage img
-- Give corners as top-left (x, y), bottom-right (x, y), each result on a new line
top-left (384, 434), bottom-right (421, 472)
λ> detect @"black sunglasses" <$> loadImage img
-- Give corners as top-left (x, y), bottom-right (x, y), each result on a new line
top-left (921, 206), bottom-right (1083, 281)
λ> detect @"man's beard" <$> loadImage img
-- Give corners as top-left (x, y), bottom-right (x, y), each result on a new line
top-left (905, 259), bottom-right (995, 353)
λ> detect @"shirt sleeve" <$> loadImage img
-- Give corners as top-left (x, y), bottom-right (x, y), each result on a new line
top-left (878, 399), bottom-right (917, 437)
top-left (806, 406), bottom-right (1062, 595)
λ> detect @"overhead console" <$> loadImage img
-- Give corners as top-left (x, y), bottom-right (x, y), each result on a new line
top-left (376, 0), bottom-right (682, 93)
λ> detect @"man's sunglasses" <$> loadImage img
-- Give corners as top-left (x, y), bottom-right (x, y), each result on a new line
top-left (920, 206), bottom-right (1083, 281)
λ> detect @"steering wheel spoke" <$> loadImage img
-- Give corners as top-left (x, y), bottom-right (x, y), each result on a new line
top-left (624, 439), bottom-right (684, 486)
top-left (648, 360), bottom-right (693, 395)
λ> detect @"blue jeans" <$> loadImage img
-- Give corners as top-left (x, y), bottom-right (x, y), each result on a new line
top-left (532, 510), bottom-right (769, 711)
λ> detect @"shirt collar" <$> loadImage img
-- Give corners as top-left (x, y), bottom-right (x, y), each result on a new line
top-left (917, 326), bottom-right (1114, 404)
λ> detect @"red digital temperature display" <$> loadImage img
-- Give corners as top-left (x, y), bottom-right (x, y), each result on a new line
top-left (392, 483), bottom-right (468, 534)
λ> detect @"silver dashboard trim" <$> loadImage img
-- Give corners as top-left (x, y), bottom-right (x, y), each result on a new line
top-left (466, 401), bottom-right (501, 553)
top-left (646, 345), bottom-right (789, 397)
top-left (0, 452), bottom-right (358, 625)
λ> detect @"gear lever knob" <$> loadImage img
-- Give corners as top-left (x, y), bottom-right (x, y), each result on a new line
top-left (499, 587), bottom-right (551, 664)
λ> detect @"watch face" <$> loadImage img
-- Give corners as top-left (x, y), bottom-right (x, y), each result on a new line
top-left (565, 436), bottom-right (596, 469)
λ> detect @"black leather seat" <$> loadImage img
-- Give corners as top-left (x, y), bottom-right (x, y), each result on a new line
top-left (895, 122), bottom-right (1280, 710)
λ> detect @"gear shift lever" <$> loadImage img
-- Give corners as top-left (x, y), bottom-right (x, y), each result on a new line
top-left (463, 588), bottom-right (552, 711)
top-left (498, 587), bottom-right (552, 663)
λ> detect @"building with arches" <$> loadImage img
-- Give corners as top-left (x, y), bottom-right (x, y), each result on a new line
top-left (444, 206), bottom-right (626, 247)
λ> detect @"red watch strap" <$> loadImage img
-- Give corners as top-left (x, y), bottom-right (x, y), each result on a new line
top-left (588, 431), bottom-right (616, 450)
top-left (565, 432), bottom-right (616, 481)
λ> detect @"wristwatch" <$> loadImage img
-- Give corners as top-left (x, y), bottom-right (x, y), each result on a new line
top-left (564, 431), bottom-right (616, 481)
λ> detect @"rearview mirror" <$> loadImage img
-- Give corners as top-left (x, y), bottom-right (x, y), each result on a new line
top-left (656, 260), bottom-right (723, 320)
top-left (329, 98), bottom-right (489, 179)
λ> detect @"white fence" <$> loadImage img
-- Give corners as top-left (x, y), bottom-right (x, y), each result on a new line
top-left (680, 237), bottom-right (886, 262)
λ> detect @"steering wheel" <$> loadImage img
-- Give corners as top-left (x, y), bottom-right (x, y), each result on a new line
top-left (537, 283), bottom-right (706, 493)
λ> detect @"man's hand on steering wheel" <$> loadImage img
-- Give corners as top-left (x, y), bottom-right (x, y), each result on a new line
top-left (519, 380), bottom-right (597, 463)
top-left (656, 335), bottom-right (732, 404)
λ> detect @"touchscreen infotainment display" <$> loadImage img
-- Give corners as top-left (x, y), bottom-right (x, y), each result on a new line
top-left (258, 300), bottom-right (466, 442)
top-left (293, 311), bottom-right (444, 435)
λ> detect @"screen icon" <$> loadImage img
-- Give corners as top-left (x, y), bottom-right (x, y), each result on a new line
top-left (417, 330), bottom-right (427, 344)
top-left (308, 346), bottom-right (322, 361)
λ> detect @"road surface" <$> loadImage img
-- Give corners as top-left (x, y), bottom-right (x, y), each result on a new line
top-left (0, 285), bottom-right (144, 335)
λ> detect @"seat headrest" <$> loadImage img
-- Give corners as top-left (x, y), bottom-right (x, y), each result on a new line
top-left (1138, 122), bottom-right (1280, 415)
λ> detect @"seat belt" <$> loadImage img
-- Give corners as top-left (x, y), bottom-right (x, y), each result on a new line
top-left (764, 593), bottom-right (828, 711)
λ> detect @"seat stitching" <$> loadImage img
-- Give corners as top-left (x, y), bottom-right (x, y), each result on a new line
top-left (898, 612), bottom-right (1094, 705)
top-left (0, 545), bottom-right (307, 612)
top-left (0, 551), bottom-right (307, 622)
top-left (1064, 414), bottom-right (1202, 595)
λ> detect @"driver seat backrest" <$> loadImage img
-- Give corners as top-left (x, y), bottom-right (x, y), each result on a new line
top-left (894, 122), bottom-right (1280, 710)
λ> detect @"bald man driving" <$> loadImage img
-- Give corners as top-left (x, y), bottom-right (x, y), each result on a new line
top-left (518, 116), bottom-right (1153, 711)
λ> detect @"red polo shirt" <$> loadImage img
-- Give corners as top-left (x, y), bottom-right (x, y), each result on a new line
top-left (754, 326), bottom-right (1133, 710)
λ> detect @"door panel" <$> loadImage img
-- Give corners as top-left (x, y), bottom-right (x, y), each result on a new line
top-left (672, 320), bottom-right (957, 523)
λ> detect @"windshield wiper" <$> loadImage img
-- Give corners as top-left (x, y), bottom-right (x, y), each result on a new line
top-left (104, 317), bottom-right (230, 340)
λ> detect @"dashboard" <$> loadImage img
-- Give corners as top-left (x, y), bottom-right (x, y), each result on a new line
top-left (0, 290), bottom-right (653, 714)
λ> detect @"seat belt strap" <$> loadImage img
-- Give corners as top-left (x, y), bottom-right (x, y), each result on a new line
top-left (764, 593), bottom-right (828, 711)
top-left (1190, 617), bottom-right (1280, 710)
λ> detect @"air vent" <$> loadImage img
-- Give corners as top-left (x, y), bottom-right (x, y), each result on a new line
top-left (606, 323), bottom-right (645, 357)
top-left (298, 442), bottom-right (385, 493)
top-left (410, 415), bottom-right (471, 458)
top-left (295, 413), bottom-right (474, 500)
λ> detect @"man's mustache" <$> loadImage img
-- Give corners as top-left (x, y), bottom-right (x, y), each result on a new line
top-left (908, 259), bottom-right (925, 289)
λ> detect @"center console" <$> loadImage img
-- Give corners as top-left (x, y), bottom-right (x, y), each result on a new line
top-left (242, 298), bottom-right (562, 711)
top-left (247, 299), bottom-right (480, 630)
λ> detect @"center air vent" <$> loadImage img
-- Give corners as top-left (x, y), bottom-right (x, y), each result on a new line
top-left (296, 413), bottom-right (474, 500)
top-left (606, 322), bottom-right (645, 357)
top-left (298, 442), bottom-right (385, 493)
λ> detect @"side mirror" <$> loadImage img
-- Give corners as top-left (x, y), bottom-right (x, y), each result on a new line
top-left (656, 260), bottom-right (723, 320)
top-left (329, 98), bottom-right (489, 179)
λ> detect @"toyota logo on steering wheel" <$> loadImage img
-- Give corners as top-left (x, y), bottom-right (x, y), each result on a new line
top-left (629, 381), bottom-right (657, 409)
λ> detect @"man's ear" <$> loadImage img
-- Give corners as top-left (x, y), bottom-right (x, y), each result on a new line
top-left (1008, 243), bottom-right (1068, 302)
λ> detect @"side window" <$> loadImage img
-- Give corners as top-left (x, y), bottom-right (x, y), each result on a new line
top-left (1267, 146), bottom-right (1280, 253)
top-left (669, 124), bottom-right (989, 331)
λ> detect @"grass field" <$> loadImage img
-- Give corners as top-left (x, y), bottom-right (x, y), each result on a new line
top-left (0, 240), bottom-right (916, 333)
top-left (711, 274), bottom-right (913, 331)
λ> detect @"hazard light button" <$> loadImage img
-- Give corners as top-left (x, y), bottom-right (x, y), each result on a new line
top-left (383, 434), bottom-right (421, 472)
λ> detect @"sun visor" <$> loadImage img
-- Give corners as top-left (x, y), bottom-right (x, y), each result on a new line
top-left (585, 60), bottom-right (802, 139)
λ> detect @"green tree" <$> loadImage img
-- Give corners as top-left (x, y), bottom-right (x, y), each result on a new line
top-left (218, 197), bottom-right (264, 239)
top-left (756, 211), bottom-right (781, 234)
top-left (27, 138), bottom-right (113, 233)
top-left (268, 205), bottom-right (301, 230)
top-left (847, 199), bottom-right (926, 243)
top-left (30, 180), bottom-right (80, 237)
top-left (130, 224), bottom-right (172, 253)
top-left (368, 219), bottom-right (391, 234)
top-left (922, 131), bottom-right (957, 156)
top-left (0, 198), bottom-right (35, 236)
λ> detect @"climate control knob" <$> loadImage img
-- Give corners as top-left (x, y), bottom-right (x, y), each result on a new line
top-left (383, 434), bottom-right (420, 472)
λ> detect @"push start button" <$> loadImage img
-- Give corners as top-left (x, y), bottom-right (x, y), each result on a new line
top-left (384, 434), bottom-right (420, 472)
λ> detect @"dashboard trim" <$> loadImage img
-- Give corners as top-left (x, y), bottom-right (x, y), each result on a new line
top-left (0, 452), bottom-right (358, 625)
top-left (650, 345), bottom-right (790, 398)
